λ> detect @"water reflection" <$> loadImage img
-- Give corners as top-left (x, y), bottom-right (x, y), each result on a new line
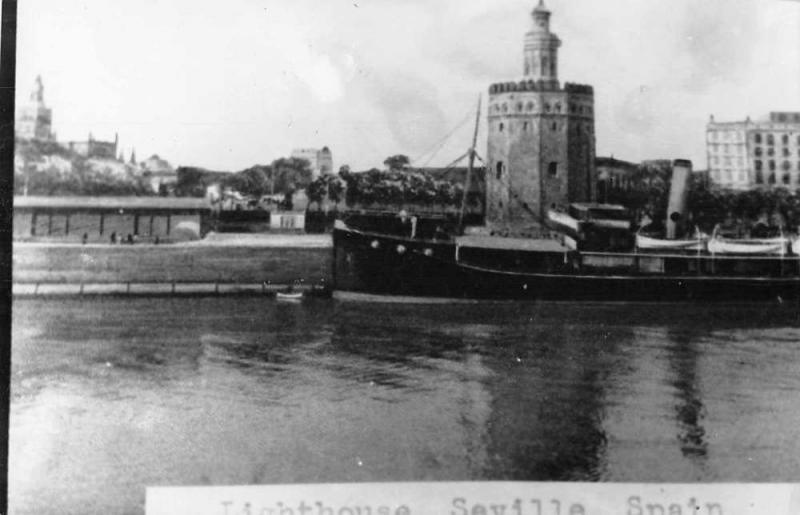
top-left (666, 327), bottom-right (708, 462)
top-left (10, 298), bottom-right (800, 515)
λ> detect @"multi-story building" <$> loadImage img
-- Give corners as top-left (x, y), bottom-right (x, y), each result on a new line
top-left (16, 76), bottom-right (54, 141)
top-left (486, 1), bottom-right (596, 232)
top-left (66, 132), bottom-right (119, 160)
top-left (290, 146), bottom-right (333, 180)
top-left (707, 112), bottom-right (800, 190)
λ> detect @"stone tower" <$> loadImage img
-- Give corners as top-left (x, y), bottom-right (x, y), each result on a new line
top-left (486, 1), bottom-right (596, 233)
top-left (16, 75), bottom-right (54, 141)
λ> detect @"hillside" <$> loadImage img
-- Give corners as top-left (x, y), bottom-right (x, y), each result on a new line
top-left (14, 138), bottom-right (154, 196)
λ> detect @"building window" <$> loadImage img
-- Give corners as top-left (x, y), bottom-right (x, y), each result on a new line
top-left (768, 147), bottom-right (775, 157)
top-left (499, 122), bottom-right (504, 132)
top-left (570, 104), bottom-right (576, 113)
top-left (755, 160), bottom-right (763, 171)
top-left (782, 134), bottom-right (789, 145)
top-left (496, 161), bottom-right (504, 180)
top-left (756, 171), bottom-right (764, 184)
top-left (755, 147), bottom-right (762, 157)
top-left (767, 134), bottom-right (775, 145)
top-left (769, 160), bottom-right (776, 171)
top-left (768, 173), bottom-right (776, 184)
top-left (555, 103), bottom-right (562, 113)
top-left (523, 121), bottom-right (529, 131)
top-left (755, 133), bottom-right (762, 144)
top-left (527, 101), bottom-right (534, 111)
top-left (544, 103), bottom-right (551, 112)
top-left (517, 102), bottom-right (523, 112)
top-left (548, 162), bottom-right (558, 177)
top-left (784, 161), bottom-right (792, 171)
top-left (783, 173), bottom-right (791, 185)
top-left (785, 148), bottom-right (791, 157)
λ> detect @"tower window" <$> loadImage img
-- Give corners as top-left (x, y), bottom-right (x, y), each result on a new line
top-left (548, 162), bottom-right (558, 177)
top-left (496, 161), bottom-right (504, 180)
top-left (523, 121), bottom-right (529, 131)
top-left (551, 122), bottom-right (557, 131)
top-left (499, 122), bottom-right (504, 132)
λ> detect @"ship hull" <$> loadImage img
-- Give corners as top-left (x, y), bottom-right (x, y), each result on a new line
top-left (333, 226), bottom-right (800, 302)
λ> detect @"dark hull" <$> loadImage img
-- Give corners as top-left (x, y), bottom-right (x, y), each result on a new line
top-left (333, 226), bottom-right (800, 302)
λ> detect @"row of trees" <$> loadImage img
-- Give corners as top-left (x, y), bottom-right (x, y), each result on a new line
top-left (688, 181), bottom-right (800, 231)
top-left (174, 157), bottom-right (313, 198)
top-left (305, 166), bottom-right (467, 211)
top-left (14, 163), bottom-right (153, 196)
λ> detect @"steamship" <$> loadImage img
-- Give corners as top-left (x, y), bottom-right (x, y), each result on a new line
top-left (333, 2), bottom-right (800, 302)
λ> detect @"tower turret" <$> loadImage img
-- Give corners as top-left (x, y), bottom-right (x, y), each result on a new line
top-left (523, 1), bottom-right (561, 87)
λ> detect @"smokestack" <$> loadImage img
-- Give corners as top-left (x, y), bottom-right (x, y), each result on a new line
top-left (666, 159), bottom-right (692, 239)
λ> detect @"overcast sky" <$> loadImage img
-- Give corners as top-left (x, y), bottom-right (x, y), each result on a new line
top-left (16, 0), bottom-right (800, 172)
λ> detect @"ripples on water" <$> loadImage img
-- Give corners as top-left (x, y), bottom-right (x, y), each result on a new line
top-left (9, 297), bottom-right (800, 514)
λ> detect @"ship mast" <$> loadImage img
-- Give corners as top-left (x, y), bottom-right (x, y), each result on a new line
top-left (458, 94), bottom-right (482, 233)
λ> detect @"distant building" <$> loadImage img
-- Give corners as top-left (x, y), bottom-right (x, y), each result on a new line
top-left (707, 112), bottom-right (800, 190)
top-left (13, 196), bottom-right (212, 242)
top-left (16, 76), bottom-right (54, 141)
top-left (291, 146), bottom-right (333, 180)
top-left (66, 132), bottom-right (119, 160)
top-left (486, 1), bottom-right (596, 232)
top-left (139, 154), bottom-right (178, 194)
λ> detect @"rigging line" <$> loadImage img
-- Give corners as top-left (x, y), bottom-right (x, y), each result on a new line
top-left (411, 110), bottom-right (473, 166)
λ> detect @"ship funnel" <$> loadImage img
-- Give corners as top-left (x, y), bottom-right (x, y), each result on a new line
top-left (666, 159), bottom-right (692, 239)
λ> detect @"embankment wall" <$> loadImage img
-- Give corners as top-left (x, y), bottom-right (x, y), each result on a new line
top-left (13, 243), bottom-right (332, 285)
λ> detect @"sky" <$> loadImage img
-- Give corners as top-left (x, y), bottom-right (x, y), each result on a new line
top-left (15, 0), bottom-right (800, 172)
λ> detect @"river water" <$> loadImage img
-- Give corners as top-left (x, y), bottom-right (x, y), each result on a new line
top-left (9, 297), bottom-right (800, 514)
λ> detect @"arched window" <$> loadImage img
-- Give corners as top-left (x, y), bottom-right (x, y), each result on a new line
top-left (548, 162), bottom-right (558, 177)
top-left (541, 56), bottom-right (549, 76)
top-left (496, 161), bottom-right (504, 180)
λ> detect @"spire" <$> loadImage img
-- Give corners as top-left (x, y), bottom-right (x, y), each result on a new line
top-left (523, 0), bottom-right (560, 83)
top-left (31, 75), bottom-right (44, 103)
top-left (130, 148), bottom-right (137, 165)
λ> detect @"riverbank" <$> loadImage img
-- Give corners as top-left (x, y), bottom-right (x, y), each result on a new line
top-left (13, 234), bottom-right (333, 288)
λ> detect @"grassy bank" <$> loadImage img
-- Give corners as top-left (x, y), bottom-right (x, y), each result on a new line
top-left (13, 240), bottom-right (332, 285)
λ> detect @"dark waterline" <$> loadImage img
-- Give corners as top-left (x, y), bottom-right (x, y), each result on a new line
top-left (9, 297), bottom-right (800, 514)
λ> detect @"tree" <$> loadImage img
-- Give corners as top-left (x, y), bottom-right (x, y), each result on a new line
top-left (383, 154), bottom-right (410, 171)
top-left (270, 157), bottom-right (313, 195)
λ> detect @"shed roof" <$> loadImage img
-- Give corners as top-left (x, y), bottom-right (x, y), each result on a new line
top-left (14, 196), bottom-right (211, 211)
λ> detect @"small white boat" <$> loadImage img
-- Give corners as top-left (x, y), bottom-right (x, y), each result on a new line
top-left (708, 237), bottom-right (789, 255)
top-left (636, 234), bottom-right (707, 251)
top-left (276, 291), bottom-right (303, 301)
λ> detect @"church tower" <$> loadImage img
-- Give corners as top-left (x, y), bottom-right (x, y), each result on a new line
top-left (16, 75), bottom-right (54, 141)
top-left (486, 2), bottom-right (596, 234)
